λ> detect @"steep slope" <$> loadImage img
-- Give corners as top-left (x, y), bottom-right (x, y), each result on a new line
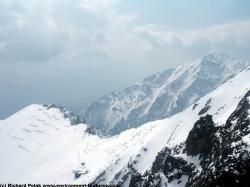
top-left (0, 105), bottom-right (169, 184)
top-left (0, 66), bottom-right (250, 186)
top-left (129, 90), bottom-right (250, 187)
top-left (0, 104), bottom-right (168, 184)
top-left (0, 104), bottom-right (92, 183)
top-left (84, 53), bottom-right (250, 135)
top-left (89, 66), bottom-right (250, 186)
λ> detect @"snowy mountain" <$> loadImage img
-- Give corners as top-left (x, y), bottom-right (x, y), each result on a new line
top-left (0, 63), bottom-right (249, 186)
top-left (0, 103), bottom-right (163, 183)
top-left (0, 104), bottom-right (91, 183)
top-left (84, 53), bottom-right (250, 135)
top-left (89, 65), bottom-right (250, 186)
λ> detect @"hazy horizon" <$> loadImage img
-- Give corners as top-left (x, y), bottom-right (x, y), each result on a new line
top-left (1, 0), bottom-right (250, 119)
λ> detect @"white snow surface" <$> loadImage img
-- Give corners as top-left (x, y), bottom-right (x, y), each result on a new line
top-left (0, 66), bottom-right (249, 184)
top-left (0, 105), bottom-right (88, 183)
top-left (84, 53), bottom-right (250, 135)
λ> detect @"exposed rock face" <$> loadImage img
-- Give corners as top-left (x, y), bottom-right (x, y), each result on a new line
top-left (185, 115), bottom-right (217, 156)
top-left (84, 53), bottom-right (250, 135)
top-left (125, 91), bottom-right (250, 187)
top-left (125, 144), bottom-right (197, 187)
top-left (187, 91), bottom-right (250, 187)
top-left (198, 98), bottom-right (212, 116)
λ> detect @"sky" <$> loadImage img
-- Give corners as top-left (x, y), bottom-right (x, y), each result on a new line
top-left (0, 0), bottom-right (250, 119)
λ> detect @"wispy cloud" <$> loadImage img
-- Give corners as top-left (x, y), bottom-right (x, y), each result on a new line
top-left (134, 21), bottom-right (250, 58)
top-left (0, 0), bottom-right (249, 64)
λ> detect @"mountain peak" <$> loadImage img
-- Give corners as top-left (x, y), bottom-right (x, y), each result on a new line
top-left (6, 103), bottom-right (85, 126)
top-left (84, 53), bottom-right (250, 135)
top-left (0, 55), bottom-right (250, 186)
top-left (199, 53), bottom-right (231, 67)
top-left (43, 104), bottom-right (86, 125)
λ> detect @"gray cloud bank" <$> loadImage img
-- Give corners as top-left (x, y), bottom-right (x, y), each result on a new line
top-left (0, 0), bottom-right (250, 118)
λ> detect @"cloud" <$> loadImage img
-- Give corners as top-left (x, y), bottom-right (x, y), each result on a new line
top-left (0, 0), bottom-right (129, 63)
top-left (1, 0), bottom-right (250, 120)
top-left (134, 21), bottom-right (250, 58)
top-left (79, 0), bottom-right (121, 11)
top-left (0, 0), bottom-right (249, 65)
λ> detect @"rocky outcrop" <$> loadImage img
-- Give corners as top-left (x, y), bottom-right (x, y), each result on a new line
top-left (126, 90), bottom-right (250, 186)
top-left (44, 104), bottom-right (86, 125)
top-left (185, 115), bottom-right (217, 156)
top-left (187, 90), bottom-right (250, 186)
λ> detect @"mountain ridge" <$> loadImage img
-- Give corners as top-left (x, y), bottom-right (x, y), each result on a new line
top-left (1, 63), bottom-right (249, 186)
top-left (84, 53), bottom-right (250, 135)
top-left (90, 66), bottom-right (250, 186)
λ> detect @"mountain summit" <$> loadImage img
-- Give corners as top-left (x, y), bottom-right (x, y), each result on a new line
top-left (1, 59), bottom-right (249, 186)
top-left (84, 53), bottom-right (250, 135)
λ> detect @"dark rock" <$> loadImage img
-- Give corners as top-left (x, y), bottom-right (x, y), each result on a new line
top-left (198, 98), bottom-right (212, 115)
top-left (186, 115), bottom-right (217, 156)
top-left (73, 170), bottom-right (83, 179)
top-left (105, 91), bottom-right (250, 187)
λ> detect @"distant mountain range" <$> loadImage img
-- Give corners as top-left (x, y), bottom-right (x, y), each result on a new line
top-left (0, 54), bottom-right (250, 186)
top-left (84, 53), bottom-right (250, 135)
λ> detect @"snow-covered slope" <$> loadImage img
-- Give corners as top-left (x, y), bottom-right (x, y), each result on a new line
top-left (84, 53), bottom-right (250, 135)
top-left (0, 66), bottom-right (250, 186)
top-left (0, 104), bottom-right (165, 183)
top-left (128, 84), bottom-right (250, 186)
top-left (0, 104), bottom-right (91, 183)
top-left (88, 65), bottom-right (250, 186)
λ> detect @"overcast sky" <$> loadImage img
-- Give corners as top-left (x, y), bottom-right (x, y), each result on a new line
top-left (0, 0), bottom-right (250, 119)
